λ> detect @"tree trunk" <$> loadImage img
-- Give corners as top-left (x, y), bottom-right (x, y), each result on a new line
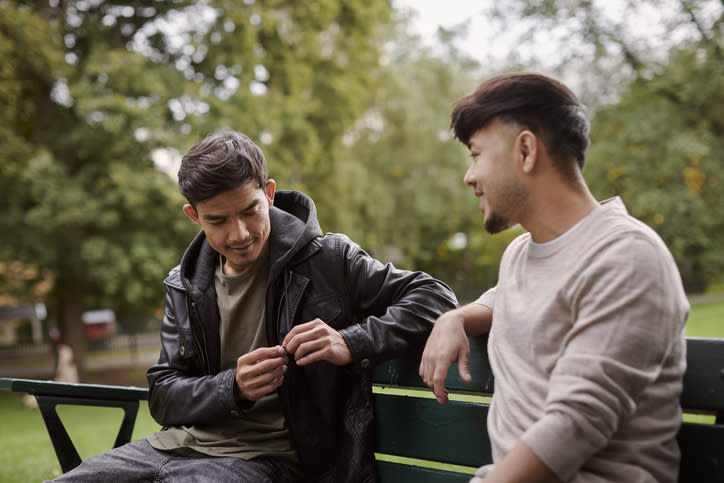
top-left (57, 271), bottom-right (88, 381)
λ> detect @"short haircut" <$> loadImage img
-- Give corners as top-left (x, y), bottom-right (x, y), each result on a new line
top-left (451, 72), bottom-right (590, 179)
top-left (177, 131), bottom-right (268, 205)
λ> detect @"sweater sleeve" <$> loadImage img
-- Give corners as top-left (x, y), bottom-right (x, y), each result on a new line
top-left (474, 286), bottom-right (496, 311)
top-left (520, 234), bottom-right (688, 481)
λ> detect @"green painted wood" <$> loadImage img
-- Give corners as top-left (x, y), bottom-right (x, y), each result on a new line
top-left (377, 460), bottom-right (472, 483)
top-left (374, 393), bottom-right (492, 468)
top-left (0, 377), bottom-right (13, 391)
top-left (677, 422), bottom-right (724, 483)
top-left (373, 335), bottom-right (493, 393)
top-left (4, 335), bottom-right (724, 481)
top-left (0, 378), bottom-right (148, 401)
top-left (681, 338), bottom-right (724, 416)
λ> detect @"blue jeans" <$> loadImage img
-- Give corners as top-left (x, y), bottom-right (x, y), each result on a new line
top-left (46, 438), bottom-right (299, 482)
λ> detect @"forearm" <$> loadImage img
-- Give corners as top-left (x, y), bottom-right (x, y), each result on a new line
top-left (450, 302), bottom-right (493, 336)
top-left (475, 441), bottom-right (562, 483)
top-left (343, 243), bottom-right (458, 360)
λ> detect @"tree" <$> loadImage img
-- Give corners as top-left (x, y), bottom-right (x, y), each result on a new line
top-left (0, 0), bottom-right (392, 378)
top-left (175, 1), bottom-right (393, 211)
top-left (477, 0), bottom-right (724, 291)
top-left (327, 15), bottom-right (520, 302)
top-left (0, 0), bottom-right (199, 378)
top-left (586, 38), bottom-right (724, 292)
top-left (483, 0), bottom-right (723, 106)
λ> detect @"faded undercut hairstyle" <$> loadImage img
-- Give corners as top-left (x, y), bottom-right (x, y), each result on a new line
top-left (177, 130), bottom-right (268, 205)
top-left (451, 72), bottom-right (590, 182)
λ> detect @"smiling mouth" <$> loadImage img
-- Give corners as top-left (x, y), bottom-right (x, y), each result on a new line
top-left (229, 240), bottom-right (255, 252)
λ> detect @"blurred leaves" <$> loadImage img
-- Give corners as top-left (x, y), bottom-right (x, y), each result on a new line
top-left (587, 39), bottom-right (724, 291)
top-left (1, 0), bottom-right (723, 356)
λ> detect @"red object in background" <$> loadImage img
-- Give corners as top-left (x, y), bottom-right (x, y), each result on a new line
top-left (82, 310), bottom-right (117, 341)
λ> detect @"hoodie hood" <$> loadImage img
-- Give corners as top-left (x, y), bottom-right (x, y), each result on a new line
top-left (177, 190), bottom-right (323, 296)
top-left (268, 190), bottom-right (323, 278)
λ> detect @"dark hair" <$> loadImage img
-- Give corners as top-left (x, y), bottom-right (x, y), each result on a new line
top-left (178, 131), bottom-right (268, 204)
top-left (451, 72), bottom-right (590, 180)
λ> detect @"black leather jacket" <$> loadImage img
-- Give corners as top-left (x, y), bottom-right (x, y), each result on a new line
top-left (146, 190), bottom-right (458, 482)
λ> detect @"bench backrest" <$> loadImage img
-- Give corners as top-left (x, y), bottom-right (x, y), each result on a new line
top-left (371, 336), bottom-right (724, 483)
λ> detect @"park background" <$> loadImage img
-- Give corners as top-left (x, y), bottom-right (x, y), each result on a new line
top-left (1, 0), bottom-right (722, 480)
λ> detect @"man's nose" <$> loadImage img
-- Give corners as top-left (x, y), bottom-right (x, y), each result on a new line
top-left (463, 165), bottom-right (475, 186)
top-left (230, 219), bottom-right (250, 240)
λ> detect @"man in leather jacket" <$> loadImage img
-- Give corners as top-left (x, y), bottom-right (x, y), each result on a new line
top-left (50, 130), bottom-right (457, 483)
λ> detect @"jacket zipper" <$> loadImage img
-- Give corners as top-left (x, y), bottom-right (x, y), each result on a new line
top-left (276, 269), bottom-right (293, 345)
top-left (188, 298), bottom-right (210, 374)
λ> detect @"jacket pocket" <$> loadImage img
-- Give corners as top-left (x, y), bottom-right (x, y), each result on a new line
top-left (176, 328), bottom-right (197, 360)
top-left (297, 294), bottom-right (344, 327)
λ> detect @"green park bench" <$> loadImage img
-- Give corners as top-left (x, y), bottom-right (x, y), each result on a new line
top-left (2, 336), bottom-right (723, 482)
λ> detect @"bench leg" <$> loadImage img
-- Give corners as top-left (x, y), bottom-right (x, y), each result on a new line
top-left (34, 395), bottom-right (140, 473)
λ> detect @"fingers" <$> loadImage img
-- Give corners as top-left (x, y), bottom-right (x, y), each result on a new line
top-left (431, 363), bottom-right (450, 404)
top-left (419, 312), bottom-right (472, 404)
top-left (235, 346), bottom-right (288, 401)
top-left (283, 319), bottom-right (352, 366)
top-left (458, 350), bottom-right (472, 383)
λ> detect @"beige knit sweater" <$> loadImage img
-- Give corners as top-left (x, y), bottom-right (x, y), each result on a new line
top-left (472, 197), bottom-right (689, 482)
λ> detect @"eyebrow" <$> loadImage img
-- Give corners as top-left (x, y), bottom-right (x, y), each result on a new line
top-left (201, 198), bottom-right (262, 221)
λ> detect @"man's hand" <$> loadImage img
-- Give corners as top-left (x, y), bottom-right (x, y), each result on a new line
top-left (419, 310), bottom-right (472, 404)
top-left (282, 318), bottom-right (352, 366)
top-left (235, 346), bottom-right (288, 401)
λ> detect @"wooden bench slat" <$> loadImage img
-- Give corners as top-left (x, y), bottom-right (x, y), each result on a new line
top-left (374, 393), bottom-right (492, 468)
top-left (0, 378), bottom-right (148, 401)
top-left (376, 460), bottom-right (471, 483)
top-left (681, 338), bottom-right (724, 415)
top-left (373, 335), bottom-right (494, 393)
top-left (677, 422), bottom-right (724, 482)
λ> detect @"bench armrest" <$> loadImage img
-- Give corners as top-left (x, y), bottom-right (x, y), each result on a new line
top-left (0, 377), bottom-right (149, 473)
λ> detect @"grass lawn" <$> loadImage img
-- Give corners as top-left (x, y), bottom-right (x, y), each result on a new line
top-left (0, 391), bottom-right (161, 482)
top-left (1, 297), bottom-right (721, 480)
top-left (684, 297), bottom-right (724, 338)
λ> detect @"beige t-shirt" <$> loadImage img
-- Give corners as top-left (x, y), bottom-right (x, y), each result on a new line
top-left (472, 197), bottom-right (689, 483)
top-left (148, 253), bottom-right (299, 467)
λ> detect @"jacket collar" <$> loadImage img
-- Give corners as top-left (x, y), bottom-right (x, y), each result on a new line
top-left (268, 190), bottom-right (323, 280)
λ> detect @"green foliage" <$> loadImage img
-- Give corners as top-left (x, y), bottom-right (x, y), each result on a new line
top-left (586, 40), bottom-right (724, 292)
top-left (2, 0), bottom-right (722, 376)
top-left (486, 0), bottom-right (723, 106)
top-left (325, 17), bottom-right (513, 297)
top-left (488, 0), bottom-right (724, 292)
top-left (0, 1), bottom-right (199, 335)
top-left (0, 0), bottom-right (393, 374)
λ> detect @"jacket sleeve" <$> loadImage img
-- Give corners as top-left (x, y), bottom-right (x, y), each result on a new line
top-left (335, 235), bottom-right (459, 366)
top-left (146, 285), bottom-right (248, 427)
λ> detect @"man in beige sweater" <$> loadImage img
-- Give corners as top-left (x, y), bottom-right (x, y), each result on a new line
top-left (419, 72), bottom-right (689, 482)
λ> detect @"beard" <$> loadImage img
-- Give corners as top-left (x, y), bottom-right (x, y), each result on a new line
top-left (482, 180), bottom-right (528, 235)
top-left (484, 213), bottom-right (509, 234)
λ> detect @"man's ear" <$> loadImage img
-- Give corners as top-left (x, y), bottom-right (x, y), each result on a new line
top-left (518, 130), bottom-right (538, 174)
top-left (183, 204), bottom-right (202, 227)
top-left (265, 179), bottom-right (276, 205)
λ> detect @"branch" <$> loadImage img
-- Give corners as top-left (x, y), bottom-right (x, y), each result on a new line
top-left (679, 0), bottom-right (711, 43)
